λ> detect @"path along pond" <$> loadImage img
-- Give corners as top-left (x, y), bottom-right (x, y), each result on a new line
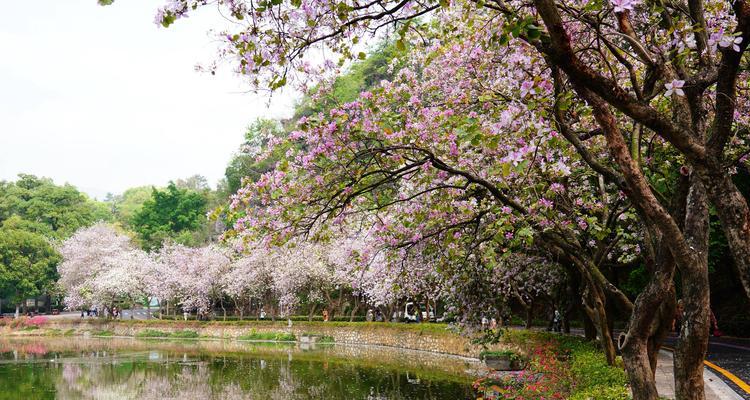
top-left (0, 337), bottom-right (480, 399)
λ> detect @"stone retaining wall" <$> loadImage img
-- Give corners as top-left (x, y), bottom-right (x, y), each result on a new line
top-left (17, 320), bottom-right (475, 357)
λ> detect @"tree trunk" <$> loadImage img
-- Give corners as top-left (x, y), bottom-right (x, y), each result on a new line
top-left (591, 291), bottom-right (617, 365)
top-left (563, 277), bottom-right (577, 334)
top-left (620, 242), bottom-right (677, 400)
top-left (424, 299), bottom-right (430, 321)
top-left (698, 165), bottom-right (750, 301)
top-left (674, 176), bottom-right (710, 400)
top-left (349, 297), bottom-right (360, 322)
top-left (308, 303), bottom-right (317, 322)
top-left (580, 281), bottom-right (617, 365)
top-left (582, 309), bottom-right (597, 341)
top-left (524, 301), bottom-right (534, 329)
top-left (648, 297), bottom-right (675, 374)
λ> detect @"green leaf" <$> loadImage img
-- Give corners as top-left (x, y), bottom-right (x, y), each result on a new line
top-left (502, 163), bottom-right (511, 177)
top-left (526, 25), bottom-right (541, 40)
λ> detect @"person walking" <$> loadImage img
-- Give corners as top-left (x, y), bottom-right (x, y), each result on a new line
top-left (673, 300), bottom-right (684, 334)
top-left (553, 309), bottom-right (562, 333)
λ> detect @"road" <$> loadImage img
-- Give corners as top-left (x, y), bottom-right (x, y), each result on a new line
top-left (564, 326), bottom-right (750, 398)
top-left (664, 334), bottom-right (750, 400)
top-left (44, 309), bottom-right (157, 320)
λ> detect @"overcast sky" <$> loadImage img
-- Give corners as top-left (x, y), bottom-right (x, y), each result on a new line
top-left (0, 1), bottom-right (296, 199)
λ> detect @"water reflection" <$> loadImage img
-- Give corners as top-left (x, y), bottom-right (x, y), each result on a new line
top-left (0, 338), bottom-right (476, 399)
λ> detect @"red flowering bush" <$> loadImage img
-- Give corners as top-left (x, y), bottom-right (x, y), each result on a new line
top-left (474, 332), bottom-right (628, 400)
top-left (474, 341), bottom-right (571, 399)
top-left (26, 315), bottom-right (49, 327)
top-left (9, 317), bottom-right (28, 329)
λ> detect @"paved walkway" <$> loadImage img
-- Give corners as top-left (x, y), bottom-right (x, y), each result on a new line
top-left (656, 350), bottom-right (744, 399)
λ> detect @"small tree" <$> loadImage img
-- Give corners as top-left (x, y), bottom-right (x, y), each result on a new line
top-left (0, 227), bottom-right (60, 316)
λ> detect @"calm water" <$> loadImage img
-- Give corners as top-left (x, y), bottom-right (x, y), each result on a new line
top-left (0, 337), bottom-right (477, 399)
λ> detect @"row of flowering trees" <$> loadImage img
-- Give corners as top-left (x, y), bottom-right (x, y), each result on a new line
top-left (58, 223), bottom-right (565, 321)
top-left (97, 0), bottom-right (750, 398)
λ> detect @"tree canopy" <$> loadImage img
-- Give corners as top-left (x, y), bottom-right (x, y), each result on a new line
top-left (0, 226), bottom-right (60, 307)
top-left (0, 174), bottom-right (111, 238)
top-left (131, 182), bottom-right (209, 250)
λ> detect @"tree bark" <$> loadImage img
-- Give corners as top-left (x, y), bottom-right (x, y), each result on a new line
top-left (308, 303), bottom-right (317, 322)
top-left (593, 291), bottom-right (617, 365)
top-left (619, 241), bottom-right (677, 400)
top-left (674, 176), bottom-right (710, 400)
top-left (349, 296), bottom-right (360, 322)
top-left (525, 301), bottom-right (534, 329)
top-left (582, 307), bottom-right (597, 341)
top-left (698, 166), bottom-right (750, 301)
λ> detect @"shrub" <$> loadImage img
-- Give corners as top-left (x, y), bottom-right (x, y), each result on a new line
top-left (318, 335), bottom-right (335, 343)
top-left (570, 385), bottom-right (630, 400)
top-left (27, 316), bottom-right (48, 327)
top-left (471, 329), bottom-right (504, 348)
top-left (21, 325), bottom-right (39, 331)
top-left (566, 342), bottom-right (628, 399)
top-left (91, 330), bottom-right (114, 337)
top-left (135, 329), bottom-right (169, 338)
top-left (170, 330), bottom-right (199, 338)
top-left (474, 332), bottom-right (628, 400)
top-left (238, 329), bottom-right (296, 341)
top-left (479, 350), bottom-right (525, 363)
top-left (45, 328), bottom-right (62, 336)
top-left (9, 317), bottom-right (28, 329)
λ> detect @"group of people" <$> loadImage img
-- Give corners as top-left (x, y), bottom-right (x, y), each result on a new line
top-left (672, 300), bottom-right (723, 337)
top-left (80, 308), bottom-right (98, 318)
top-left (80, 306), bottom-right (120, 319)
top-left (365, 309), bottom-right (386, 322)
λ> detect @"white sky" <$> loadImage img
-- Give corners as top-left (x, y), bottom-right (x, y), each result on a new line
top-left (0, 0), bottom-right (296, 199)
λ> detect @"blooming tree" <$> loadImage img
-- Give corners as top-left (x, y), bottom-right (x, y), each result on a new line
top-left (58, 223), bottom-right (158, 313)
top-left (100, 0), bottom-right (750, 397)
top-left (155, 243), bottom-right (231, 318)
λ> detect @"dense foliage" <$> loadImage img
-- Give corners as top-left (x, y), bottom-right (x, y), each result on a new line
top-left (474, 331), bottom-right (628, 400)
top-left (0, 174), bottom-right (111, 238)
top-left (102, 0), bottom-right (750, 398)
top-left (0, 227), bottom-right (60, 311)
top-left (131, 182), bottom-right (209, 249)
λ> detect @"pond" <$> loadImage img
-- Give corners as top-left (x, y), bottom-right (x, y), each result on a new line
top-left (0, 337), bottom-right (479, 399)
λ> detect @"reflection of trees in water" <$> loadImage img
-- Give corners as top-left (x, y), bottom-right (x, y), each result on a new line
top-left (51, 352), bottom-right (310, 400)
top-left (0, 339), bottom-right (473, 399)
top-left (52, 355), bottom-right (420, 400)
top-left (270, 362), bottom-right (302, 400)
top-left (57, 360), bottom-right (248, 400)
